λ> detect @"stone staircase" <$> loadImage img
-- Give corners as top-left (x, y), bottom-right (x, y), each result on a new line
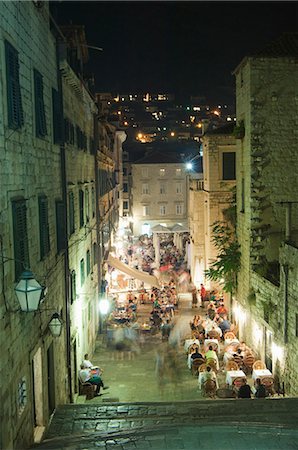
top-left (31, 398), bottom-right (298, 449)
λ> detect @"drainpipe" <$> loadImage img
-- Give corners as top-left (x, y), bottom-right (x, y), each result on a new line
top-left (54, 36), bottom-right (73, 403)
top-left (285, 203), bottom-right (291, 243)
top-left (282, 263), bottom-right (289, 344)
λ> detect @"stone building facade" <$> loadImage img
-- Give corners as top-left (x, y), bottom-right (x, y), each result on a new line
top-left (188, 125), bottom-right (236, 289)
top-left (233, 33), bottom-right (298, 395)
top-left (58, 25), bottom-right (100, 400)
top-left (131, 152), bottom-right (188, 236)
top-left (96, 120), bottom-right (126, 291)
top-left (0, 3), bottom-right (68, 449)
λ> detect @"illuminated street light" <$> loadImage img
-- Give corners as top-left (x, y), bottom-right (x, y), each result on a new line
top-left (14, 270), bottom-right (43, 312)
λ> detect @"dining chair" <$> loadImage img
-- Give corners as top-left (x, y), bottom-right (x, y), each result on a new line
top-left (233, 354), bottom-right (244, 369)
top-left (243, 354), bottom-right (255, 373)
top-left (206, 358), bottom-right (218, 373)
top-left (262, 376), bottom-right (275, 396)
top-left (252, 360), bottom-right (266, 370)
top-left (191, 357), bottom-right (205, 376)
top-left (207, 330), bottom-right (221, 340)
top-left (226, 360), bottom-right (239, 371)
top-left (224, 331), bottom-right (236, 340)
top-left (199, 363), bottom-right (207, 373)
top-left (203, 379), bottom-right (217, 398)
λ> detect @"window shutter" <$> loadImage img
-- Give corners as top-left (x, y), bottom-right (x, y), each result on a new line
top-left (52, 89), bottom-right (61, 144)
top-left (12, 199), bottom-right (29, 280)
top-left (34, 69), bottom-right (47, 137)
top-left (92, 242), bottom-right (97, 267)
top-left (86, 250), bottom-right (90, 275)
top-left (55, 200), bottom-right (66, 252)
top-left (70, 270), bottom-right (76, 304)
top-left (79, 189), bottom-right (84, 227)
top-left (80, 259), bottom-right (85, 286)
top-left (68, 191), bottom-right (75, 235)
top-left (38, 196), bottom-right (50, 259)
top-left (5, 41), bottom-right (24, 129)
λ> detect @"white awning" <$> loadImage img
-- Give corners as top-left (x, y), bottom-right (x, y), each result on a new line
top-left (107, 254), bottom-right (160, 288)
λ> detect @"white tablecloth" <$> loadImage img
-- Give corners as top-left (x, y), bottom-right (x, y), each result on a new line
top-left (252, 369), bottom-right (272, 381)
top-left (226, 370), bottom-right (246, 386)
top-left (184, 339), bottom-right (200, 353)
top-left (204, 339), bottom-right (219, 352)
top-left (224, 337), bottom-right (239, 347)
top-left (198, 371), bottom-right (219, 389)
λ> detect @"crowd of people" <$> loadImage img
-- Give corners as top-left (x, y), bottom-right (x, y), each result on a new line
top-left (185, 304), bottom-right (272, 399)
top-left (78, 231), bottom-right (273, 402)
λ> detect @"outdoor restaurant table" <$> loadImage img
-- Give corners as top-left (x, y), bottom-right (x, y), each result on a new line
top-left (204, 339), bottom-right (219, 352)
top-left (198, 371), bottom-right (219, 389)
top-left (252, 368), bottom-right (273, 382)
top-left (226, 370), bottom-right (246, 386)
top-left (184, 338), bottom-right (200, 353)
top-left (224, 337), bottom-right (239, 347)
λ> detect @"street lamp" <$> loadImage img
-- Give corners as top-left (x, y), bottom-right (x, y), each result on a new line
top-left (48, 312), bottom-right (63, 337)
top-left (99, 296), bottom-right (110, 334)
top-left (14, 270), bottom-right (43, 312)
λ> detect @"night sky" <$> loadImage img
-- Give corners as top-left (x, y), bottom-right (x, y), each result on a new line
top-left (52, 1), bottom-right (298, 104)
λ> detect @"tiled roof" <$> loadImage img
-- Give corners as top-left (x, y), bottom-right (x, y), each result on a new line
top-left (133, 151), bottom-right (184, 164)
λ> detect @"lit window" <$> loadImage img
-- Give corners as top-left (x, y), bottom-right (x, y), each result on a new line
top-left (141, 167), bottom-right (148, 178)
top-left (160, 183), bottom-right (166, 195)
top-left (142, 183), bottom-right (149, 195)
top-left (176, 182), bottom-right (182, 194)
top-left (176, 204), bottom-right (183, 215)
top-left (159, 168), bottom-right (165, 177)
top-left (143, 205), bottom-right (149, 216)
top-left (176, 168), bottom-right (182, 177)
top-left (160, 205), bottom-right (166, 216)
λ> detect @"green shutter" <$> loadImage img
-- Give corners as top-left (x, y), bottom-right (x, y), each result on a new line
top-left (80, 259), bottom-right (85, 286)
top-left (79, 189), bottom-right (84, 227)
top-left (68, 192), bottom-right (75, 235)
top-left (39, 196), bottom-right (50, 259)
top-left (86, 250), bottom-right (90, 275)
top-left (52, 88), bottom-right (61, 144)
top-left (34, 69), bottom-right (47, 137)
top-left (55, 200), bottom-right (66, 252)
top-left (5, 41), bottom-right (24, 129)
top-left (12, 199), bottom-right (29, 280)
top-left (70, 270), bottom-right (76, 304)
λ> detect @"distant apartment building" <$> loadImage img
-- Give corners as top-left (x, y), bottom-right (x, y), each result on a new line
top-left (131, 151), bottom-right (188, 235)
top-left (188, 124), bottom-right (236, 288)
top-left (233, 33), bottom-right (298, 395)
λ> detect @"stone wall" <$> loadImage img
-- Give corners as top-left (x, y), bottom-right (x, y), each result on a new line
top-left (0, 3), bottom-right (67, 449)
top-left (235, 53), bottom-right (298, 397)
top-left (61, 62), bottom-right (99, 395)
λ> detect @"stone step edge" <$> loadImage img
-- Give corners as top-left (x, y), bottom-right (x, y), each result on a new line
top-left (39, 421), bottom-right (298, 448)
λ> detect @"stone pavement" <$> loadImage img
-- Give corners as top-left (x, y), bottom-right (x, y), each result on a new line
top-left (31, 398), bottom-right (298, 449)
top-left (30, 294), bottom-right (298, 450)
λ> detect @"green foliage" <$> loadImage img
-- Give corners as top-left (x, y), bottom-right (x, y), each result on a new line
top-left (222, 186), bottom-right (236, 228)
top-left (205, 220), bottom-right (241, 294)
